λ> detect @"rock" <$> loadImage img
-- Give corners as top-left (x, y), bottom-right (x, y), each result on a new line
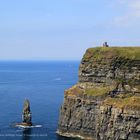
top-left (22, 99), bottom-right (32, 126)
top-left (57, 47), bottom-right (140, 140)
top-left (14, 99), bottom-right (32, 127)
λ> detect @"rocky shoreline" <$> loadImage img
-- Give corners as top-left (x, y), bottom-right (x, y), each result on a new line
top-left (57, 130), bottom-right (90, 140)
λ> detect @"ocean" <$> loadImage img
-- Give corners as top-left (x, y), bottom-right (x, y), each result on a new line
top-left (0, 61), bottom-right (81, 140)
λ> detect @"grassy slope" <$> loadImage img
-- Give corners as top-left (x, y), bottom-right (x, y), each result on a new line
top-left (103, 96), bottom-right (140, 111)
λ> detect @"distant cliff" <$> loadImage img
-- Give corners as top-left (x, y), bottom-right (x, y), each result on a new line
top-left (57, 47), bottom-right (140, 140)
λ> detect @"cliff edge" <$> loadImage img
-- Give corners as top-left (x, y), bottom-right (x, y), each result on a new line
top-left (57, 47), bottom-right (140, 140)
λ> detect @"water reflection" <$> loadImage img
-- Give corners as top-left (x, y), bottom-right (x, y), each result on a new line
top-left (22, 128), bottom-right (31, 140)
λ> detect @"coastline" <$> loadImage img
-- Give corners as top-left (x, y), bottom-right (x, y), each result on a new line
top-left (56, 130), bottom-right (96, 140)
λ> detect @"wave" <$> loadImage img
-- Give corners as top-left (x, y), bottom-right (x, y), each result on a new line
top-left (53, 78), bottom-right (61, 81)
top-left (15, 124), bottom-right (42, 129)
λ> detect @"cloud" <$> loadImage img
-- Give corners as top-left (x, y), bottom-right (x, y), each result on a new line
top-left (116, 0), bottom-right (140, 8)
top-left (112, 0), bottom-right (140, 27)
top-left (130, 1), bottom-right (140, 9)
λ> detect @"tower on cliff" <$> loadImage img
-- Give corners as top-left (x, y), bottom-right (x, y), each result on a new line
top-left (103, 42), bottom-right (109, 47)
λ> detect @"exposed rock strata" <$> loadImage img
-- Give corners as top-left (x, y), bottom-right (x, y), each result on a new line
top-left (58, 47), bottom-right (140, 140)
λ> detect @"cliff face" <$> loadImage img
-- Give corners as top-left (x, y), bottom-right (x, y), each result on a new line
top-left (79, 47), bottom-right (140, 84)
top-left (57, 47), bottom-right (140, 140)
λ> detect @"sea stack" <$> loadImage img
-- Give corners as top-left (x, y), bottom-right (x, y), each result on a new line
top-left (22, 99), bottom-right (32, 126)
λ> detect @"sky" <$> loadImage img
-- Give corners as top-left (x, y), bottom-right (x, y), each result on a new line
top-left (0, 0), bottom-right (140, 60)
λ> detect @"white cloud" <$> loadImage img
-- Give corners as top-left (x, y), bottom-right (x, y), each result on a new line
top-left (117, 0), bottom-right (140, 8)
top-left (112, 0), bottom-right (140, 27)
top-left (128, 0), bottom-right (140, 9)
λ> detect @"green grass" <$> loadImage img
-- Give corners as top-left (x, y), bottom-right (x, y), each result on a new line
top-left (83, 47), bottom-right (140, 61)
top-left (65, 85), bottom-right (83, 96)
top-left (85, 85), bottom-right (114, 97)
top-left (65, 84), bottom-right (115, 97)
top-left (103, 96), bottom-right (140, 110)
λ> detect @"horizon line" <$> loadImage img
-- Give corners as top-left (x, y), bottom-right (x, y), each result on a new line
top-left (0, 59), bottom-right (81, 62)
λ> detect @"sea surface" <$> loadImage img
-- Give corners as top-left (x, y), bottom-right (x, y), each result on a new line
top-left (0, 61), bottom-right (81, 140)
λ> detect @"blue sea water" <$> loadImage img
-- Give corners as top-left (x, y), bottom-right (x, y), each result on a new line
top-left (0, 61), bottom-right (81, 140)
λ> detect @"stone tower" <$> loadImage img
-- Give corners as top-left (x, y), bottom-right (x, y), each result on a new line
top-left (103, 42), bottom-right (109, 47)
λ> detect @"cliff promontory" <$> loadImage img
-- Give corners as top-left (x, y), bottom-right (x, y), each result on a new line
top-left (57, 47), bottom-right (140, 140)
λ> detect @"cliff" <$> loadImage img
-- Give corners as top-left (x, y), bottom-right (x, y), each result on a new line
top-left (57, 47), bottom-right (140, 140)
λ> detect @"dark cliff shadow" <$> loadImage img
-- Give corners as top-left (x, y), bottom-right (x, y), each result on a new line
top-left (57, 134), bottom-right (81, 140)
top-left (21, 128), bottom-right (31, 140)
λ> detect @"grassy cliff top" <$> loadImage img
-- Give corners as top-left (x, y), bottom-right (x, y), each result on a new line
top-left (83, 47), bottom-right (140, 61)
